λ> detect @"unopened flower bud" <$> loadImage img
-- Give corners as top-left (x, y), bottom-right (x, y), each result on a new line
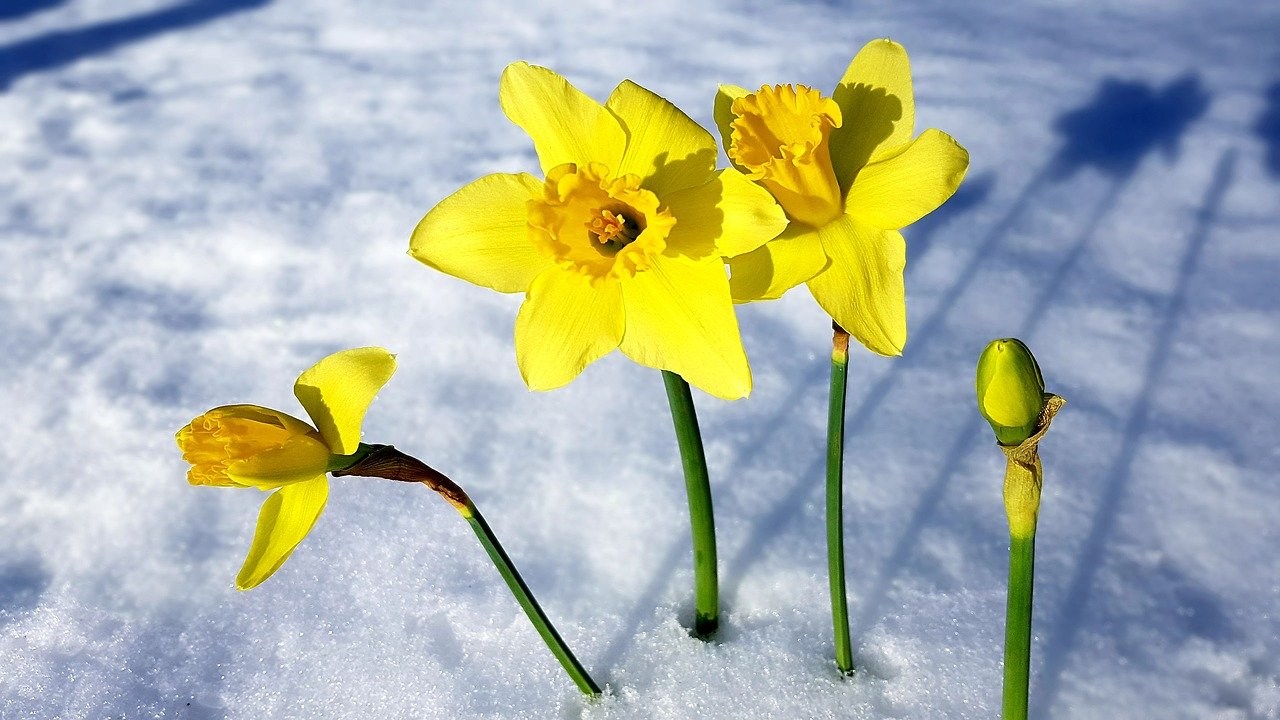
top-left (975, 338), bottom-right (1046, 446)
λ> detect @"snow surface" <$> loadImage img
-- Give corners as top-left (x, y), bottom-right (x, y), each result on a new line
top-left (1, 1), bottom-right (1278, 718)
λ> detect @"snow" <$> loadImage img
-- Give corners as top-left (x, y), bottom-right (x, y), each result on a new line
top-left (2, 1), bottom-right (1279, 718)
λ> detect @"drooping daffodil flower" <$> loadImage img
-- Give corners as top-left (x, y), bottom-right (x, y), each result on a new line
top-left (175, 347), bottom-right (396, 589)
top-left (714, 38), bottom-right (970, 356)
top-left (411, 62), bottom-right (788, 400)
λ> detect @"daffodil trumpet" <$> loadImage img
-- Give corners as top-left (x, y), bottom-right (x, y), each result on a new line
top-left (176, 348), bottom-right (601, 697)
top-left (825, 323), bottom-right (854, 675)
top-left (334, 444), bottom-right (602, 697)
top-left (975, 338), bottom-right (1065, 720)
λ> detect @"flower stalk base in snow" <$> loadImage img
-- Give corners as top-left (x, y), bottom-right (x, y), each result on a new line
top-left (826, 322), bottom-right (855, 675)
top-left (334, 444), bottom-right (602, 696)
top-left (996, 395), bottom-right (1064, 720)
top-left (661, 371), bottom-right (720, 639)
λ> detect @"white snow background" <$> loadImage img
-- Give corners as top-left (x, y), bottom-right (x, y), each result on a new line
top-left (1, 0), bottom-right (1278, 718)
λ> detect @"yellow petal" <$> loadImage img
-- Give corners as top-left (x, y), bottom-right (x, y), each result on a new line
top-left (728, 224), bottom-right (830, 302)
top-left (226, 434), bottom-right (332, 489)
top-left (619, 256), bottom-right (751, 400)
top-left (409, 173), bottom-right (551, 293)
top-left (210, 404), bottom-right (317, 436)
top-left (236, 476), bottom-right (329, 590)
top-left (805, 216), bottom-right (907, 356)
top-left (605, 79), bottom-right (717, 196)
top-left (830, 38), bottom-right (915, 190)
top-left (499, 62), bottom-right (626, 173)
top-left (662, 168), bottom-right (787, 262)
top-left (713, 84), bottom-right (750, 173)
top-left (294, 347), bottom-right (397, 455)
top-left (846, 129), bottom-right (969, 230)
top-left (514, 268), bottom-right (625, 391)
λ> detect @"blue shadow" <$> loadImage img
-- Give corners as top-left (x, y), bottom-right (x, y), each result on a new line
top-left (598, 71), bottom-right (1213, 669)
top-left (1051, 74), bottom-right (1209, 179)
top-left (1031, 150), bottom-right (1237, 718)
top-left (715, 71), bottom-right (1210, 639)
top-left (0, 0), bottom-right (66, 23)
top-left (0, 558), bottom-right (49, 625)
top-left (854, 168), bottom-right (1126, 635)
top-left (1256, 81), bottom-right (1280, 178)
top-left (0, 0), bottom-right (271, 91)
top-left (905, 170), bottom-right (995, 267)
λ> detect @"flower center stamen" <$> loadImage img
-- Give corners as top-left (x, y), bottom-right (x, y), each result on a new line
top-left (587, 208), bottom-right (642, 253)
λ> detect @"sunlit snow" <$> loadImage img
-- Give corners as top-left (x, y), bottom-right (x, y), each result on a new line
top-left (1, 1), bottom-right (1278, 718)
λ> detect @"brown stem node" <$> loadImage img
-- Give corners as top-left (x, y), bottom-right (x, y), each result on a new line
top-left (333, 445), bottom-right (471, 514)
top-left (832, 320), bottom-right (851, 357)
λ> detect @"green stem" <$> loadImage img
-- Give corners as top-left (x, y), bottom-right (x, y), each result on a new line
top-left (661, 370), bottom-right (719, 638)
top-left (826, 327), bottom-right (854, 675)
top-left (1002, 532), bottom-right (1036, 720)
top-left (466, 502), bottom-right (602, 696)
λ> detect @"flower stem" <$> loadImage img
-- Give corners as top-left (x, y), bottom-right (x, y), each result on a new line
top-left (334, 445), bottom-right (601, 696)
top-left (994, 396), bottom-right (1063, 718)
top-left (661, 370), bottom-right (719, 639)
top-left (826, 323), bottom-right (854, 675)
top-left (463, 502), bottom-right (602, 696)
top-left (1002, 531), bottom-right (1036, 720)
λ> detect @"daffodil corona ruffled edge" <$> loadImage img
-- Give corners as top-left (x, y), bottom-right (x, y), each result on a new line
top-left (176, 347), bottom-right (396, 590)
top-left (410, 62), bottom-right (787, 400)
top-left (713, 38), bottom-right (970, 357)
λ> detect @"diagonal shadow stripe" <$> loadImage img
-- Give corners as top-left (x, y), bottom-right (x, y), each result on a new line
top-left (593, 167), bottom-right (1003, 661)
top-left (852, 170), bottom-right (1127, 635)
top-left (722, 163), bottom-right (1056, 603)
top-left (0, 0), bottom-right (270, 91)
top-left (722, 168), bottom-right (1026, 482)
top-left (1030, 150), bottom-right (1237, 719)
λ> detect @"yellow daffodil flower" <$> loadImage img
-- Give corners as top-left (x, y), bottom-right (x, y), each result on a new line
top-left (175, 347), bottom-right (397, 590)
top-left (411, 62), bottom-right (787, 400)
top-left (714, 39), bottom-right (970, 356)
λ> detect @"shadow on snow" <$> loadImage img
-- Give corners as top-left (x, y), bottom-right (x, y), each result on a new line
top-left (598, 74), bottom-right (1215, 681)
top-left (1031, 148), bottom-right (1236, 719)
top-left (0, 0), bottom-right (67, 23)
top-left (722, 72), bottom-right (1209, 610)
top-left (0, 0), bottom-right (271, 91)
top-left (1256, 80), bottom-right (1280, 178)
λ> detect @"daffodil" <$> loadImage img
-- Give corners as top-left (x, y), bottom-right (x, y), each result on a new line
top-left (411, 63), bottom-right (788, 638)
top-left (176, 347), bottom-right (396, 590)
top-left (713, 38), bottom-right (969, 673)
top-left (411, 62), bottom-right (787, 400)
top-left (974, 338), bottom-right (1064, 720)
top-left (176, 348), bottom-right (602, 695)
top-left (714, 38), bottom-right (970, 356)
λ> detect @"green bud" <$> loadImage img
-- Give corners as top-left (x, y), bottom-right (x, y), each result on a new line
top-left (976, 338), bottom-right (1046, 446)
